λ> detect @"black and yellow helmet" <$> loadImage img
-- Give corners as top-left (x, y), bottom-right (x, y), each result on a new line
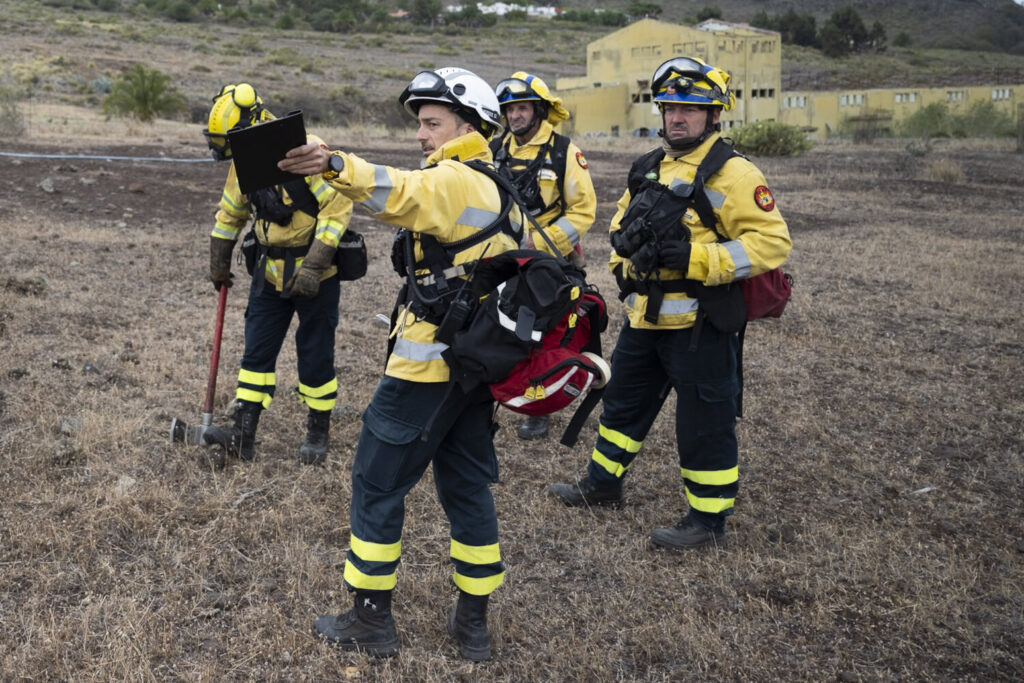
top-left (494, 71), bottom-right (569, 124)
top-left (650, 57), bottom-right (735, 111)
top-left (203, 83), bottom-right (272, 161)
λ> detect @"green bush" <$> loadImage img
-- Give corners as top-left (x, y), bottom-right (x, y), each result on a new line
top-left (102, 64), bottom-right (185, 122)
top-left (899, 101), bottom-right (1015, 138)
top-left (0, 87), bottom-right (27, 138)
top-left (731, 120), bottom-right (813, 156)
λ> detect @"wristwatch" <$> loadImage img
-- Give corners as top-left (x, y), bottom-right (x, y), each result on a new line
top-left (322, 152), bottom-right (345, 180)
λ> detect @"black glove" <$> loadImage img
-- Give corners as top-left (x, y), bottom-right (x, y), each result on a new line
top-left (210, 236), bottom-right (235, 291)
top-left (659, 240), bottom-right (691, 272)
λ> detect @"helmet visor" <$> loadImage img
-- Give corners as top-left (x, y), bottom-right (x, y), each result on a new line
top-left (203, 130), bottom-right (231, 160)
top-left (495, 78), bottom-right (538, 103)
top-left (651, 58), bottom-right (709, 93)
top-left (398, 71), bottom-right (450, 107)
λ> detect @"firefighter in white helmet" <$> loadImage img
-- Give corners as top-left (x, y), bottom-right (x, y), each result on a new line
top-left (279, 67), bottom-right (524, 662)
top-left (550, 57), bottom-right (791, 550)
top-left (204, 83), bottom-right (353, 466)
top-left (491, 71), bottom-right (597, 441)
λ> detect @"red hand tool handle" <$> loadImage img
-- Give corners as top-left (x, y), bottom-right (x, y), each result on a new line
top-left (202, 285), bottom-right (229, 415)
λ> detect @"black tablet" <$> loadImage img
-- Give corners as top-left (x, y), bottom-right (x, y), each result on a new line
top-left (227, 110), bottom-right (307, 194)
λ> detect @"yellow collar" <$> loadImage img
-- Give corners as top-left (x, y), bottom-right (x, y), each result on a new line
top-left (425, 131), bottom-right (492, 167)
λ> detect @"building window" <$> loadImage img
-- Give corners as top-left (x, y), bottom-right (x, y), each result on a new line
top-left (947, 90), bottom-right (964, 102)
top-left (734, 89), bottom-right (743, 99)
top-left (768, 88), bottom-right (775, 98)
top-left (993, 88), bottom-right (1012, 100)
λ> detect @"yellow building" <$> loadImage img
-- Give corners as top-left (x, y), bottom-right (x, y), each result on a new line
top-left (780, 84), bottom-right (1022, 139)
top-left (556, 18), bottom-right (782, 137)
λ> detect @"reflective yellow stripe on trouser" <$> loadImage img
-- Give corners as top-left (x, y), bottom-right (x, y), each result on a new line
top-left (297, 376), bottom-right (338, 411)
top-left (591, 423), bottom-right (643, 479)
top-left (343, 534), bottom-right (402, 591)
top-left (682, 466), bottom-right (738, 514)
top-left (450, 538), bottom-right (505, 596)
top-left (237, 368), bottom-right (275, 408)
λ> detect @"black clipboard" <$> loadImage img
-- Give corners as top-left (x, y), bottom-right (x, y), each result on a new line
top-left (228, 110), bottom-right (307, 195)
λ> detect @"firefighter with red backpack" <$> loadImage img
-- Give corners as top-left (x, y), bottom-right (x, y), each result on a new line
top-left (204, 83), bottom-right (353, 466)
top-left (492, 71), bottom-right (597, 441)
top-left (549, 57), bottom-right (791, 550)
top-left (278, 67), bottom-right (524, 661)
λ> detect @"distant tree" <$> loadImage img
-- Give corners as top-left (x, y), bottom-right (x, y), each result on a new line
top-left (409, 0), bottom-right (441, 25)
top-left (779, 10), bottom-right (817, 47)
top-left (627, 2), bottom-right (663, 18)
top-left (892, 31), bottom-right (911, 47)
top-left (102, 64), bottom-right (185, 123)
top-left (696, 5), bottom-right (721, 22)
top-left (750, 10), bottom-right (774, 30)
top-left (820, 6), bottom-right (870, 57)
top-left (869, 20), bottom-right (887, 51)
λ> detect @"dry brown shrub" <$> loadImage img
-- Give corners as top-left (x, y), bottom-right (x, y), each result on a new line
top-left (923, 157), bottom-right (966, 183)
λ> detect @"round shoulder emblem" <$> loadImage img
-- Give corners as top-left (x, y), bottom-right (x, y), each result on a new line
top-left (575, 151), bottom-right (588, 170)
top-left (754, 185), bottom-right (775, 212)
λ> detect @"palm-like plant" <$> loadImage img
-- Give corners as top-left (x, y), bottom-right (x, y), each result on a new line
top-left (102, 64), bottom-right (185, 123)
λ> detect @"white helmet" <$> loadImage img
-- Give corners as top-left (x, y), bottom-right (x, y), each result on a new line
top-left (399, 67), bottom-right (503, 139)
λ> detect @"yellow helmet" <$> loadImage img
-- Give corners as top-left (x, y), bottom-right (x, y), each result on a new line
top-left (203, 83), bottom-right (272, 161)
top-left (651, 57), bottom-right (735, 111)
top-left (494, 72), bottom-right (570, 124)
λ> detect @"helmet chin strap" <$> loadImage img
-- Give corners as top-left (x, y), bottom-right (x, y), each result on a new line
top-left (658, 109), bottom-right (716, 152)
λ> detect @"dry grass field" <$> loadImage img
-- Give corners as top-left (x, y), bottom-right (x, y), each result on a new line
top-left (1, 103), bottom-right (1023, 681)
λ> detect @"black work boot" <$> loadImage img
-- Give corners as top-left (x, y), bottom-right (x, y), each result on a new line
top-left (446, 590), bottom-right (491, 662)
top-left (230, 400), bottom-right (262, 461)
top-left (517, 414), bottom-right (550, 441)
top-left (549, 475), bottom-right (623, 508)
top-left (299, 409), bottom-right (331, 465)
top-left (650, 516), bottom-right (726, 550)
top-left (313, 590), bottom-right (400, 658)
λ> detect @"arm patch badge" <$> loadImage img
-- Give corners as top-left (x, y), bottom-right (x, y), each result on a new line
top-left (575, 151), bottom-right (588, 170)
top-left (754, 185), bottom-right (775, 212)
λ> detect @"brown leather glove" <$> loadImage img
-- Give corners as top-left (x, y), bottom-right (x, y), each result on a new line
top-left (285, 238), bottom-right (336, 298)
top-left (210, 236), bottom-right (235, 291)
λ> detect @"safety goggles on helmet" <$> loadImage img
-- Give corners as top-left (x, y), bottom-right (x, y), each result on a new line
top-left (651, 58), bottom-right (709, 93)
top-left (398, 71), bottom-right (452, 108)
top-left (495, 77), bottom-right (540, 104)
top-left (651, 57), bottom-right (731, 109)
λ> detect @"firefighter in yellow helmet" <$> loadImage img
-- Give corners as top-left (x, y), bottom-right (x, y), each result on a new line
top-left (492, 71), bottom-right (597, 441)
top-left (550, 57), bottom-right (791, 550)
top-left (279, 67), bottom-right (524, 661)
top-left (204, 83), bottom-right (353, 465)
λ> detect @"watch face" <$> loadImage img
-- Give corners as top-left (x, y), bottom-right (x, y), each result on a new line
top-left (329, 154), bottom-right (343, 173)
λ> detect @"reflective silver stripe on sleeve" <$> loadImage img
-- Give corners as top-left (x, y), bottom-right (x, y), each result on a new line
top-left (361, 164), bottom-right (393, 214)
top-left (212, 225), bottom-right (237, 240)
top-left (316, 220), bottom-right (343, 241)
top-left (704, 188), bottom-right (726, 209)
top-left (391, 337), bottom-right (448, 363)
top-left (221, 191), bottom-right (243, 211)
top-left (552, 217), bottom-right (580, 246)
top-left (723, 240), bottom-right (752, 279)
top-left (625, 293), bottom-right (637, 308)
top-left (457, 206), bottom-right (501, 230)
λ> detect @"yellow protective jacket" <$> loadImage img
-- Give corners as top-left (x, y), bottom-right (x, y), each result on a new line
top-left (610, 133), bottom-right (791, 330)
top-left (211, 134), bottom-right (353, 291)
top-left (496, 120), bottom-right (595, 257)
top-left (325, 131), bottom-right (524, 383)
